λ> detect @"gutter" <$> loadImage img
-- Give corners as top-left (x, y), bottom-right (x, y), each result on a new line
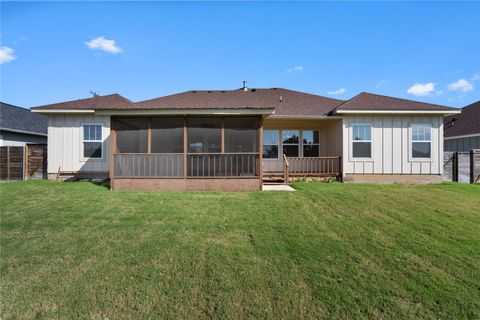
top-left (266, 115), bottom-right (343, 120)
top-left (94, 108), bottom-right (275, 116)
top-left (334, 109), bottom-right (461, 115)
top-left (31, 109), bottom-right (95, 114)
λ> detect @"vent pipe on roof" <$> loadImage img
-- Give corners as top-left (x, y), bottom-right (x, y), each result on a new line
top-left (242, 81), bottom-right (248, 91)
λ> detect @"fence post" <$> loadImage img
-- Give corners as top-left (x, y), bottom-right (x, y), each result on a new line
top-left (453, 152), bottom-right (458, 182)
top-left (471, 149), bottom-right (475, 184)
top-left (6, 146), bottom-right (10, 181)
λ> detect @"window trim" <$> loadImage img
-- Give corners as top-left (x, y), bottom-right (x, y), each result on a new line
top-left (350, 123), bottom-right (373, 161)
top-left (301, 130), bottom-right (320, 157)
top-left (81, 123), bottom-right (103, 160)
top-left (263, 129), bottom-right (280, 159)
top-left (281, 129), bottom-right (300, 158)
top-left (410, 123), bottom-right (433, 161)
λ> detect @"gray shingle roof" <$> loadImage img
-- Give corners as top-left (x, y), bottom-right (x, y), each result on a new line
top-left (444, 101), bottom-right (480, 137)
top-left (1, 102), bottom-right (48, 135)
top-left (334, 92), bottom-right (458, 112)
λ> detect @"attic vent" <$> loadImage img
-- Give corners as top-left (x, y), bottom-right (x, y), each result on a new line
top-left (207, 91), bottom-right (212, 93)
top-left (272, 88), bottom-right (278, 90)
top-left (221, 91), bottom-right (226, 93)
top-left (251, 89), bottom-right (256, 92)
top-left (192, 91), bottom-right (197, 93)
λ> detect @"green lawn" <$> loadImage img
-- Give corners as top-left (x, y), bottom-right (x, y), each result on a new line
top-left (1, 181), bottom-right (479, 319)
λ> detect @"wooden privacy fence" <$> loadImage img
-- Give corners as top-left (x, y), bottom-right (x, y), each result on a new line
top-left (0, 145), bottom-right (47, 181)
top-left (443, 149), bottom-right (480, 183)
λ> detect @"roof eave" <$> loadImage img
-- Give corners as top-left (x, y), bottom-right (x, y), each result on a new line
top-left (0, 127), bottom-right (48, 136)
top-left (31, 109), bottom-right (95, 114)
top-left (334, 109), bottom-right (461, 115)
top-left (94, 108), bottom-right (275, 116)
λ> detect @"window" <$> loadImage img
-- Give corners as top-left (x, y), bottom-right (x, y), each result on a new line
top-left (282, 130), bottom-right (300, 157)
top-left (151, 118), bottom-right (184, 153)
top-left (352, 124), bottom-right (371, 158)
top-left (187, 118), bottom-right (221, 153)
top-left (83, 124), bottom-right (102, 158)
top-left (412, 124), bottom-right (431, 158)
top-left (302, 130), bottom-right (320, 157)
top-left (224, 118), bottom-right (258, 153)
top-left (263, 130), bottom-right (279, 158)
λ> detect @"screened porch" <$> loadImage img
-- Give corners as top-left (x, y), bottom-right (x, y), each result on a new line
top-left (110, 117), bottom-right (262, 180)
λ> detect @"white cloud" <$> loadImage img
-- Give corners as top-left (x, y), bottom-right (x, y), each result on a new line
top-left (0, 46), bottom-right (16, 64)
top-left (327, 88), bottom-right (346, 95)
top-left (286, 65), bottom-right (304, 73)
top-left (85, 36), bottom-right (122, 54)
top-left (375, 80), bottom-right (390, 89)
top-left (406, 83), bottom-right (435, 96)
top-left (469, 73), bottom-right (480, 81)
top-left (447, 79), bottom-right (474, 92)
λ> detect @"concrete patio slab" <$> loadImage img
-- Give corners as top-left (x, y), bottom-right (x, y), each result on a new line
top-left (262, 184), bottom-right (296, 192)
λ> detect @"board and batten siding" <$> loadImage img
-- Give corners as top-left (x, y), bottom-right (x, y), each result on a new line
top-left (47, 115), bottom-right (110, 174)
top-left (342, 115), bottom-right (444, 175)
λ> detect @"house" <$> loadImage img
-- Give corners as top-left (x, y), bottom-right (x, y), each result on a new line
top-left (31, 84), bottom-right (460, 191)
top-left (1, 102), bottom-right (48, 146)
top-left (444, 101), bottom-right (480, 152)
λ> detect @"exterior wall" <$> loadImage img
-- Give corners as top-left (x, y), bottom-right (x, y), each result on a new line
top-left (342, 115), bottom-right (444, 175)
top-left (0, 130), bottom-right (47, 146)
top-left (47, 115), bottom-right (110, 175)
top-left (444, 135), bottom-right (480, 152)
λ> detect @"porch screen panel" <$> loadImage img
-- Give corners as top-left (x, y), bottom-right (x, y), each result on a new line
top-left (224, 118), bottom-right (259, 153)
top-left (113, 118), bottom-right (148, 153)
top-left (151, 118), bottom-right (184, 153)
top-left (187, 118), bottom-right (221, 153)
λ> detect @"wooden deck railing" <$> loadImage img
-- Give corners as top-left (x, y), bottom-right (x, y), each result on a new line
top-left (282, 154), bottom-right (290, 182)
top-left (287, 156), bottom-right (341, 177)
top-left (187, 153), bottom-right (259, 177)
top-left (114, 153), bottom-right (260, 178)
top-left (114, 153), bottom-right (184, 177)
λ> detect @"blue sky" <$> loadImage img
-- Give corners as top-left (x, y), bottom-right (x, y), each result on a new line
top-left (1, 1), bottom-right (479, 109)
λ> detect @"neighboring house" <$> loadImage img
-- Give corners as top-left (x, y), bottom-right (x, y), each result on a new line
top-left (444, 101), bottom-right (480, 152)
top-left (32, 84), bottom-right (460, 191)
top-left (0, 102), bottom-right (48, 146)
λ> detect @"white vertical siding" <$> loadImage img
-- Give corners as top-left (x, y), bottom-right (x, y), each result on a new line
top-left (47, 115), bottom-right (110, 174)
top-left (342, 115), bottom-right (444, 175)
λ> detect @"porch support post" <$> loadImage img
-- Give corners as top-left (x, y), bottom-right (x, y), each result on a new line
top-left (183, 117), bottom-right (187, 179)
top-left (259, 115), bottom-right (263, 188)
top-left (221, 118), bottom-right (225, 153)
top-left (109, 118), bottom-right (116, 190)
top-left (147, 119), bottom-right (152, 153)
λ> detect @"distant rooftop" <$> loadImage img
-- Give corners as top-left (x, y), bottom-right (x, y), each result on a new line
top-left (444, 101), bottom-right (480, 138)
top-left (1, 102), bottom-right (48, 135)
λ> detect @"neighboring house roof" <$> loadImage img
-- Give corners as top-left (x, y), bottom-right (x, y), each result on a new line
top-left (30, 88), bottom-right (458, 116)
top-left (334, 92), bottom-right (458, 113)
top-left (32, 94), bottom-right (137, 110)
top-left (444, 101), bottom-right (480, 138)
top-left (0, 102), bottom-right (48, 135)
top-left (136, 88), bottom-right (344, 116)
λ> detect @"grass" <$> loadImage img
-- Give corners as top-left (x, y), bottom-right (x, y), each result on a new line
top-left (0, 180), bottom-right (479, 319)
